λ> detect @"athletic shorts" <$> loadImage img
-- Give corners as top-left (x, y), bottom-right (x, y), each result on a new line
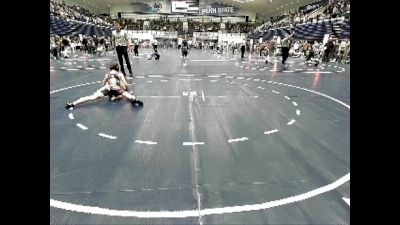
top-left (108, 89), bottom-right (124, 97)
top-left (98, 86), bottom-right (124, 97)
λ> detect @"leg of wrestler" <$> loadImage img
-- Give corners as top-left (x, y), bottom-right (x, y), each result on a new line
top-left (111, 95), bottom-right (124, 101)
top-left (121, 90), bottom-right (136, 101)
top-left (73, 88), bottom-right (106, 106)
top-left (65, 86), bottom-right (107, 109)
top-left (121, 90), bottom-right (143, 106)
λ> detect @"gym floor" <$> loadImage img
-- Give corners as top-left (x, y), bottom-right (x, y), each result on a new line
top-left (50, 48), bottom-right (350, 225)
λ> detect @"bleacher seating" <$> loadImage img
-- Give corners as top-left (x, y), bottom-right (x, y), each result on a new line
top-left (50, 17), bottom-right (73, 36)
top-left (340, 20), bottom-right (350, 39)
top-left (50, 16), bottom-right (112, 37)
top-left (256, 18), bottom-right (349, 42)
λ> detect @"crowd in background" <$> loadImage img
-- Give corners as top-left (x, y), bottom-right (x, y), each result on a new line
top-left (255, 0), bottom-right (350, 33)
top-left (50, 0), bottom-right (350, 64)
top-left (50, 35), bottom-right (112, 59)
top-left (50, 34), bottom-right (187, 59)
top-left (50, 0), bottom-right (349, 35)
top-left (122, 18), bottom-right (258, 34)
top-left (253, 38), bottom-right (350, 64)
top-left (50, 1), bottom-right (112, 27)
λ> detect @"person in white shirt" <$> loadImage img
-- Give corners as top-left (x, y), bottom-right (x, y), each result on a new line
top-left (177, 38), bottom-right (182, 49)
top-left (70, 39), bottom-right (76, 54)
top-left (265, 36), bottom-right (277, 64)
top-left (112, 22), bottom-right (133, 77)
top-left (152, 39), bottom-right (158, 52)
top-left (281, 31), bottom-right (295, 64)
top-left (133, 39), bottom-right (139, 56)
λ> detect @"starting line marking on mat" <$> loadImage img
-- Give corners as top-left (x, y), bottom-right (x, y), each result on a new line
top-left (264, 129), bottom-right (279, 135)
top-left (227, 137), bottom-right (248, 143)
top-left (148, 75), bottom-right (164, 78)
top-left (76, 123), bottom-right (88, 130)
top-left (98, 133), bottom-right (117, 139)
top-left (287, 119), bottom-right (296, 126)
top-left (135, 140), bottom-right (157, 145)
top-left (272, 90), bottom-right (280, 95)
top-left (182, 142), bottom-right (204, 146)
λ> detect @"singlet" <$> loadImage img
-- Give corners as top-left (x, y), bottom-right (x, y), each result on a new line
top-left (106, 71), bottom-right (123, 90)
top-left (182, 42), bottom-right (188, 51)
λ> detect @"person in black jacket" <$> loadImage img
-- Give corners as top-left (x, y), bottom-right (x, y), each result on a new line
top-left (240, 43), bottom-right (245, 58)
top-left (82, 36), bottom-right (88, 53)
top-left (323, 39), bottom-right (334, 62)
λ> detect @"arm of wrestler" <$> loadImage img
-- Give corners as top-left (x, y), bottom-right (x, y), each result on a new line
top-left (102, 73), bottom-right (110, 86)
top-left (119, 73), bottom-right (129, 90)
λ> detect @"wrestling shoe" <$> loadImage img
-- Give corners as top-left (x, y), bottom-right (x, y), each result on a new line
top-left (131, 99), bottom-right (143, 107)
top-left (65, 102), bottom-right (74, 110)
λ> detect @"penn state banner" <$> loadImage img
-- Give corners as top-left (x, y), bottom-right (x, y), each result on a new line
top-left (199, 0), bottom-right (250, 16)
top-left (111, 0), bottom-right (255, 19)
